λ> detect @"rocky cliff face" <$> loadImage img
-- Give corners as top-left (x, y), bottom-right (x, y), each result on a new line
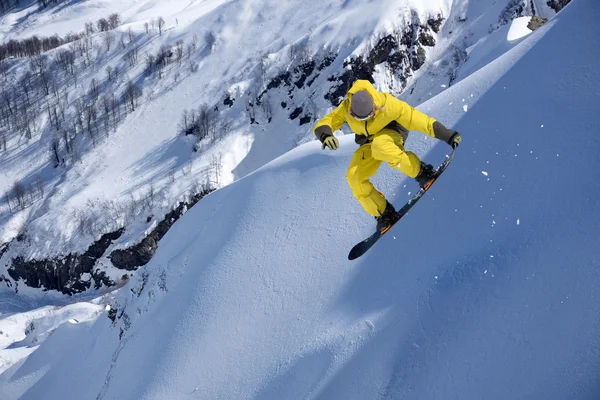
top-left (238, 14), bottom-right (445, 129)
top-left (4, 188), bottom-right (213, 295)
top-left (325, 15), bottom-right (443, 107)
top-left (7, 229), bottom-right (124, 295)
top-left (546, 0), bottom-right (571, 12)
top-left (109, 189), bottom-right (213, 270)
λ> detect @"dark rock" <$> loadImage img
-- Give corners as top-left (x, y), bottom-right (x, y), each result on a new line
top-left (306, 73), bottom-right (319, 87)
top-left (289, 107), bottom-right (303, 120)
top-left (7, 187), bottom-right (214, 295)
top-left (281, 101), bottom-right (287, 108)
top-left (299, 115), bottom-right (312, 125)
top-left (0, 242), bottom-right (8, 259)
top-left (419, 32), bottom-right (436, 47)
top-left (498, 0), bottom-right (526, 26)
top-left (266, 71), bottom-right (291, 90)
top-left (427, 15), bottom-right (445, 33)
top-left (368, 35), bottom-right (397, 65)
top-left (317, 54), bottom-right (336, 71)
top-left (7, 229), bottom-right (124, 295)
top-left (324, 19), bottom-right (434, 106)
top-left (0, 274), bottom-right (13, 288)
top-left (108, 307), bottom-right (117, 322)
top-left (294, 60), bottom-right (316, 88)
top-left (223, 94), bottom-right (234, 107)
top-left (411, 46), bottom-right (426, 70)
top-left (109, 188), bottom-right (213, 271)
top-left (546, 0), bottom-right (571, 12)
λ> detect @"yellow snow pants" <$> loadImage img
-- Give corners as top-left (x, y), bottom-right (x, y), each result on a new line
top-left (346, 129), bottom-right (421, 217)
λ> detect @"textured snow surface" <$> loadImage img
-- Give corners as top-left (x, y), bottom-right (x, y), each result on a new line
top-left (2, 0), bottom-right (600, 399)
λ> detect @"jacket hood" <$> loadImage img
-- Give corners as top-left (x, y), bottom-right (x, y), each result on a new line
top-left (347, 80), bottom-right (386, 107)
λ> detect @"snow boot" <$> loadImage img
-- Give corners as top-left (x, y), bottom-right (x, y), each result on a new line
top-left (415, 162), bottom-right (436, 189)
top-left (375, 201), bottom-right (397, 233)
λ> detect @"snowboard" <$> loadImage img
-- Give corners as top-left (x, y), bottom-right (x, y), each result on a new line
top-left (348, 147), bottom-right (457, 260)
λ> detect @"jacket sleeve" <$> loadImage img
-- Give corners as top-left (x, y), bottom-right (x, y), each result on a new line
top-left (392, 96), bottom-right (457, 143)
top-left (392, 97), bottom-right (436, 138)
top-left (312, 100), bottom-right (348, 142)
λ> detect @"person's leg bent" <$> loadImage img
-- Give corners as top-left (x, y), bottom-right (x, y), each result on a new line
top-left (346, 144), bottom-right (387, 217)
top-left (371, 129), bottom-right (422, 178)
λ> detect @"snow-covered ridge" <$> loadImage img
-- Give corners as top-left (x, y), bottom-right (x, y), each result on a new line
top-left (0, 0), bottom-right (561, 297)
top-left (0, 0), bottom-right (510, 295)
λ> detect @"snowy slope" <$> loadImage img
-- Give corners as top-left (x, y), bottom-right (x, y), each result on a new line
top-left (0, 0), bottom-right (560, 297)
top-left (1, 0), bottom-right (599, 398)
top-left (0, 0), bottom-right (462, 290)
top-left (0, 299), bottom-right (105, 374)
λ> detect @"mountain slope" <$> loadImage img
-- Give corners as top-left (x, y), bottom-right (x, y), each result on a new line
top-left (0, 0), bottom-right (467, 293)
top-left (2, 0), bottom-right (600, 398)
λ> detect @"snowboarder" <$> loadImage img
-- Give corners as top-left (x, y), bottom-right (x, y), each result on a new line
top-left (313, 79), bottom-right (461, 233)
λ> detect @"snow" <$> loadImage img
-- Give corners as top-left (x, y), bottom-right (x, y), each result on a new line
top-left (1, 0), bottom-right (599, 398)
top-left (0, 300), bottom-right (105, 375)
top-left (507, 16), bottom-right (533, 42)
top-left (1, 0), bottom-right (600, 398)
top-left (0, 0), bottom-right (459, 266)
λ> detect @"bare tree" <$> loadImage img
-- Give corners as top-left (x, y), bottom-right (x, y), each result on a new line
top-left (179, 109), bottom-right (189, 133)
top-left (51, 137), bottom-right (61, 165)
top-left (144, 22), bottom-right (149, 34)
top-left (40, 70), bottom-right (53, 96)
top-left (62, 129), bottom-right (74, 154)
top-left (213, 117), bottom-right (232, 142)
top-left (104, 33), bottom-right (114, 52)
top-left (124, 46), bottom-right (139, 67)
top-left (157, 17), bottom-right (165, 36)
top-left (175, 40), bottom-right (184, 63)
top-left (19, 71), bottom-right (33, 105)
top-left (97, 18), bottom-right (109, 32)
top-left (85, 21), bottom-right (95, 36)
top-left (84, 101), bottom-right (99, 142)
top-left (108, 13), bottom-right (121, 30)
top-left (196, 103), bottom-right (213, 140)
top-left (106, 65), bottom-right (113, 81)
top-left (12, 181), bottom-right (27, 210)
top-left (112, 65), bottom-right (120, 83)
top-left (2, 87), bottom-right (15, 116)
top-left (89, 78), bottom-right (99, 100)
top-left (145, 53), bottom-right (155, 74)
top-left (56, 48), bottom-right (76, 75)
top-left (124, 80), bottom-right (141, 112)
top-left (209, 153), bottom-right (223, 187)
top-left (35, 176), bottom-right (44, 198)
top-left (127, 27), bottom-right (134, 42)
top-left (30, 55), bottom-right (47, 75)
top-left (205, 31), bottom-right (216, 52)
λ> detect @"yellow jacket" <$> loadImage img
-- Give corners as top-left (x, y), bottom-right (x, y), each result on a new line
top-left (313, 80), bottom-right (436, 142)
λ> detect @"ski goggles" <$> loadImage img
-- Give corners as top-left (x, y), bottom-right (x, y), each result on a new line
top-left (349, 108), bottom-right (376, 121)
